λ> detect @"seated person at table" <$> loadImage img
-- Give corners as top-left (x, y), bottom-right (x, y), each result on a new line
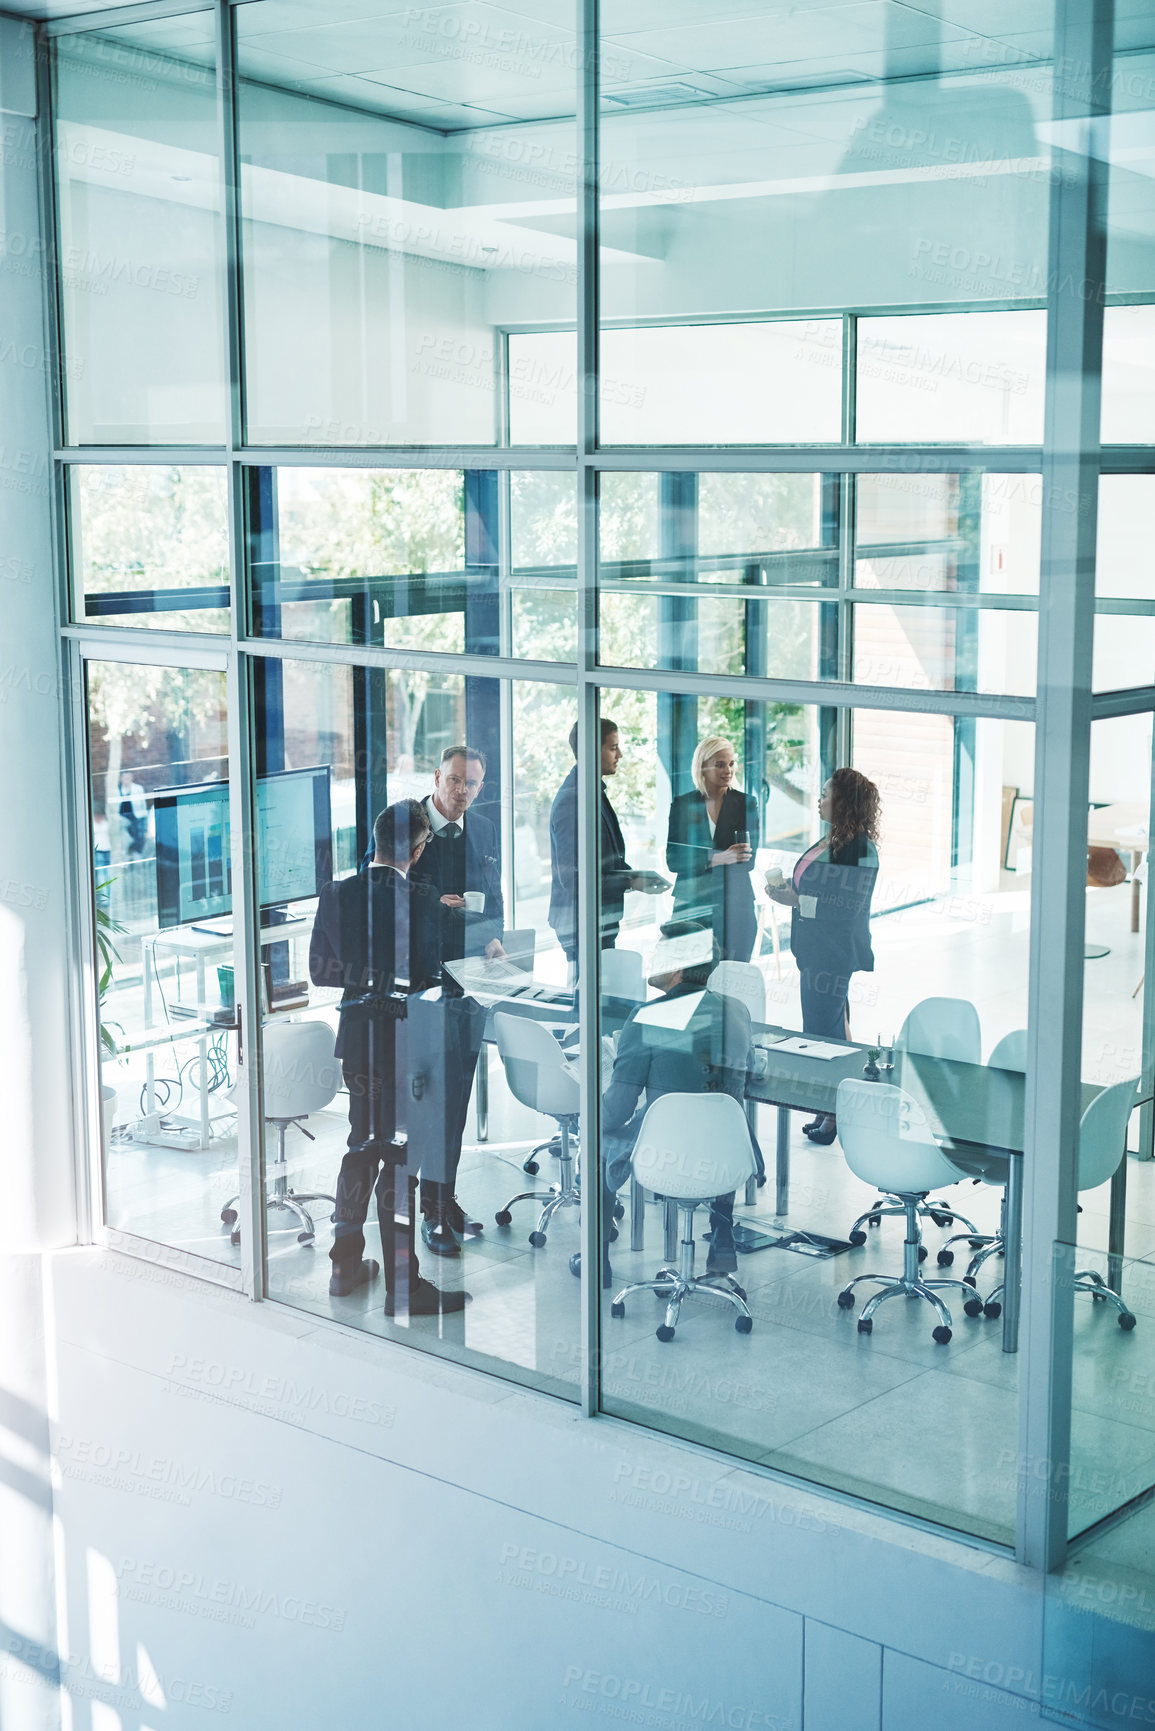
top-left (591, 931), bottom-right (762, 1286)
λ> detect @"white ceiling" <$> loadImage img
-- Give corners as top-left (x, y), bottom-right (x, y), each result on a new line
top-left (13, 0), bottom-right (1155, 133)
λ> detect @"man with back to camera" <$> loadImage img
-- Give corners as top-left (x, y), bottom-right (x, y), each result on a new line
top-left (548, 719), bottom-right (668, 975)
top-left (406, 744), bottom-right (506, 1257)
top-left (309, 798), bottom-right (469, 1317)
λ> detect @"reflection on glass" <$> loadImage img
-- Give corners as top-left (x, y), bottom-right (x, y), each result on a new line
top-left (235, 2), bottom-right (576, 446)
top-left (70, 466), bottom-right (229, 631)
top-left (53, 19), bottom-right (226, 444)
top-left (856, 313), bottom-right (1047, 445)
top-left (510, 471), bottom-right (577, 663)
top-left (1094, 477), bottom-right (1155, 692)
top-left (599, 2), bottom-right (1054, 447)
top-left (1102, 306), bottom-right (1155, 444)
top-left (258, 660), bottom-right (578, 1396)
top-left (595, 696), bottom-right (1033, 1541)
top-left (87, 662), bottom-right (238, 1263)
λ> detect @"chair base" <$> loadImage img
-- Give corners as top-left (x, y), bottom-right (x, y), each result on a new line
top-left (220, 1116), bottom-right (334, 1247)
top-left (610, 1202), bottom-right (753, 1341)
top-left (850, 1194), bottom-right (979, 1246)
top-left (496, 1119), bottom-right (579, 1245)
top-left (985, 1267), bottom-right (1136, 1330)
top-left (838, 1194), bottom-right (992, 1343)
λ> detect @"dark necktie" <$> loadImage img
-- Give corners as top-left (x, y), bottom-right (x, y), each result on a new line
top-left (443, 823), bottom-right (462, 841)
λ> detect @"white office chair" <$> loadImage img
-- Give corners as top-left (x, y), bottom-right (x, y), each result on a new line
top-left (975, 1078), bottom-right (1139, 1330)
top-left (936, 1028), bottom-right (1028, 1285)
top-left (601, 948), bottom-right (646, 1002)
top-left (609, 1093), bottom-right (758, 1342)
top-left (835, 1080), bottom-right (990, 1343)
top-left (492, 1010), bottom-right (581, 1246)
top-left (221, 1018), bottom-right (339, 1247)
top-left (850, 995), bottom-right (983, 1247)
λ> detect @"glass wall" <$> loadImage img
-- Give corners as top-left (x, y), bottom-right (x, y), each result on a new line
top-left (84, 658), bottom-right (238, 1266)
top-left (52, 0), bottom-right (1155, 1573)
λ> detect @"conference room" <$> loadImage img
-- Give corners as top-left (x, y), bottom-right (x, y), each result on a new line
top-left (81, 454), bottom-right (1155, 1550)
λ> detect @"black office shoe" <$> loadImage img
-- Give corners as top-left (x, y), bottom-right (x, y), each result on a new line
top-left (443, 1197), bottom-right (483, 1237)
top-left (328, 1258), bottom-right (380, 1297)
top-left (706, 1227), bottom-right (738, 1276)
top-left (385, 1278), bottom-right (470, 1317)
top-left (803, 1117), bottom-right (838, 1146)
top-left (421, 1215), bottom-right (461, 1257)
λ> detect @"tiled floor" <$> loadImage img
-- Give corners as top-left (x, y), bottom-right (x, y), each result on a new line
top-left (100, 877), bottom-right (1155, 1555)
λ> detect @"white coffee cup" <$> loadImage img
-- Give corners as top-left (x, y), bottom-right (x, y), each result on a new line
top-left (463, 890), bottom-right (485, 913)
top-left (765, 866), bottom-right (784, 888)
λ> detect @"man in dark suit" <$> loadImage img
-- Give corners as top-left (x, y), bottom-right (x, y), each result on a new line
top-left (309, 799), bottom-right (468, 1317)
top-left (406, 745), bottom-right (505, 1256)
top-left (548, 719), bottom-right (667, 974)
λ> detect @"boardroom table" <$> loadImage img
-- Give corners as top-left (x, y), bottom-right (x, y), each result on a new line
top-left (743, 1025), bottom-right (1144, 1354)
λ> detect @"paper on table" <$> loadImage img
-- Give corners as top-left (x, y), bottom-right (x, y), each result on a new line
top-left (443, 956), bottom-right (558, 1005)
top-left (773, 1036), bottom-right (852, 1060)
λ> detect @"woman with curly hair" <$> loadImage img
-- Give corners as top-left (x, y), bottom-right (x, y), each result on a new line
top-left (765, 767), bottom-right (881, 1144)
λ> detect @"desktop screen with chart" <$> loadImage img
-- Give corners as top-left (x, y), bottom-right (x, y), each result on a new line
top-left (153, 767), bottom-right (332, 929)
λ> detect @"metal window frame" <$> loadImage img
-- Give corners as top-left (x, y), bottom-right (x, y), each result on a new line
top-left (41, 0), bottom-right (1153, 1572)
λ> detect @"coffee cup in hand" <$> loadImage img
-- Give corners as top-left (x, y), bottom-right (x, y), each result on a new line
top-left (462, 891), bottom-right (485, 913)
top-left (764, 866), bottom-right (784, 888)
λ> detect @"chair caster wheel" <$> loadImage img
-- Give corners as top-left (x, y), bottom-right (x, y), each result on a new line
top-left (1120, 1311), bottom-right (1137, 1331)
top-left (930, 1212), bottom-right (951, 1228)
top-left (937, 1249), bottom-right (954, 1266)
top-left (868, 1214), bottom-right (882, 1228)
top-left (735, 1315), bottom-right (753, 1334)
top-left (857, 1317), bottom-right (872, 1334)
top-left (230, 1231), bottom-right (240, 1247)
top-left (656, 1325), bottom-right (675, 1343)
top-left (963, 1298), bottom-right (983, 1318)
top-left (607, 1225), bottom-right (619, 1243)
top-left (917, 1245), bottom-right (928, 1263)
top-left (849, 1229), bottom-right (867, 1247)
top-left (963, 1275), bottom-right (977, 1289)
top-left (984, 1302), bottom-right (1002, 1320)
top-left (297, 1232), bottom-right (314, 1245)
top-left (569, 1252), bottom-right (582, 1277)
top-left (611, 1300), bottom-right (625, 1319)
top-left (837, 1288), bottom-right (855, 1309)
top-left (968, 1237), bottom-right (986, 1250)
top-left (221, 1207), bottom-right (237, 1226)
top-left (932, 1325), bottom-right (952, 1344)
top-left (528, 1230), bottom-right (547, 1248)
top-left (523, 1160), bottom-right (539, 1176)
top-left (612, 1200), bottom-right (625, 1221)
top-left (734, 1285), bottom-right (747, 1302)
top-left (495, 1210), bottom-right (512, 1227)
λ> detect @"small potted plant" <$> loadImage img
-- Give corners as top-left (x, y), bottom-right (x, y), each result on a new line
top-left (862, 1046), bottom-right (881, 1082)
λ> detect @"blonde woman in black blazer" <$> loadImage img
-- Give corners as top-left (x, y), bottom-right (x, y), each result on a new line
top-left (665, 736), bottom-right (759, 963)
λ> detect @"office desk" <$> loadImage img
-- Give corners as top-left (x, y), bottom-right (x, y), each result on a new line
top-left (745, 1029), bottom-right (1130, 1354)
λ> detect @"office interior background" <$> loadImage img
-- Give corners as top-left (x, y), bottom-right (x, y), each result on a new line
top-left (2, 0), bottom-right (1155, 1724)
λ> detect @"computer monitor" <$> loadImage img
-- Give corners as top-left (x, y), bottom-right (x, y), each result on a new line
top-left (153, 767), bottom-right (332, 929)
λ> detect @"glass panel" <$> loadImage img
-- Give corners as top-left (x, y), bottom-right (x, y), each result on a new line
top-left (249, 466), bottom-right (485, 652)
top-left (595, 696), bottom-right (1032, 1542)
top-left (258, 659), bottom-right (579, 1397)
top-left (53, 19), bottom-right (226, 445)
top-left (69, 465), bottom-right (229, 632)
top-left (1095, 477), bottom-right (1155, 693)
top-left (86, 660), bottom-right (238, 1266)
top-left (855, 472), bottom-right (1042, 596)
top-left (235, 2), bottom-right (577, 446)
top-left (851, 603), bottom-right (1038, 698)
top-left (1102, 306), bottom-right (1155, 444)
top-left (600, 1), bottom-right (1057, 447)
top-left (856, 312), bottom-right (1047, 445)
top-left (510, 471), bottom-right (577, 663)
top-left (598, 470), bottom-right (837, 673)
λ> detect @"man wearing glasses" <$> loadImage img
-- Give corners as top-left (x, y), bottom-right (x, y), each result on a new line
top-left (408, 745), bottom-right (506, 1257)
